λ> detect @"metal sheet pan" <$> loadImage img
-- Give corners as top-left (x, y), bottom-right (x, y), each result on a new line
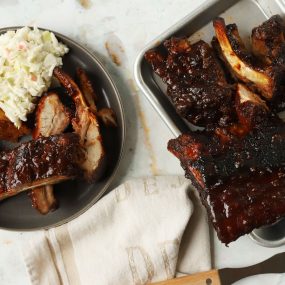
top-left (134, 0), bottom-right (285, 137)
top-left (134, 0), bottom-right (285, 246)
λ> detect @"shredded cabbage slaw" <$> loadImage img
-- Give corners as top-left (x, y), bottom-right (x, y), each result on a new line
top-left (0, 27), bottom-right (68, 127)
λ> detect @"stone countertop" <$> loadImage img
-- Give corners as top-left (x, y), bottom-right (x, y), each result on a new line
top-left (0, 0), bottom-right (284, 284)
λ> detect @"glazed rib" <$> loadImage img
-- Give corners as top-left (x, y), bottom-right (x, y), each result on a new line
top-left (53, 67), bottom-right (105, 182)
top-left (29, 92), bottom-right (71, 214)
top-left (251, 15), bottom-right (285, 65)
top-left (202, 166), bottom-right (285, 244)
top-left (168, 120), bottom-right (285, 189)
top-left (235, 83), bottom-right (269, 129)
top-left (145, 38), bottom-right (234, 127)
top-left (0, 133), bottom-right (81, 201)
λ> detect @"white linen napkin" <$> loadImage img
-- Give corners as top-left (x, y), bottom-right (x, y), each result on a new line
top-left (19, 176), bottom-right (211, 285)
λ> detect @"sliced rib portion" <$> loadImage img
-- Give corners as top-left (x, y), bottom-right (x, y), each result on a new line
top-left (235, 83), bottom-right (269, 129)
top-left (33, 92), bottom-right (70, 138)
top-left (29, 92), bottom-right (71, 214)
top-left (252, 15), bottom-right (285, 65)
top-left (29, 185), bottom-right (57, 215)
top-left (168, 120), bottom-right (285, 189)
top-left (76, 68), bottom-right (97, 113)
top-left (202, 166), bottom-right (285, 244)
top-left (0, 109), bottom-right (30, 142)
top-left (97, 108), bottom-right (118, 127)
top-left (53, 67), bottom-right (105, 182)
top-left (145, 38), bottom-right (234, 127)
top-left (213, 17), bottom-right (281, 100)
top-left (0, 133), bottom-right (81, 201)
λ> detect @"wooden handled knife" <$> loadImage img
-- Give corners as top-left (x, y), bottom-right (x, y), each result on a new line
top-left (150, 252), bottom-right (285, 285)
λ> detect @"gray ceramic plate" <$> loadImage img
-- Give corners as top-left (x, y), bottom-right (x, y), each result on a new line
top-left (0, 27), bottom-right (125, 230)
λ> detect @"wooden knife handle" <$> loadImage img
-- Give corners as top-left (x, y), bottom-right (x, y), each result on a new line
top-left (150, 270), bottom-right (221, 285)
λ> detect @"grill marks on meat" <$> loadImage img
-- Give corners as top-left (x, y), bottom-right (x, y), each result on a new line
top-left (29, 92), bottom-right (71, 214)
top-left (0, 134), bottom-right (81, 201)
top-left (145, 38), bottom-right (234, 127)
top-left (53, 67), bottom-right (105, 182)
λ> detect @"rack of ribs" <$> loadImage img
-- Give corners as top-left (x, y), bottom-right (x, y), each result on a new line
top-left (145, 38), bottom-right (235, 128)
top-left (145, 15), bottom-right (285, 244)
top-left (168, 120), bottom-right (285, 243)
top-left (0, 133), bottom-right (82, 201)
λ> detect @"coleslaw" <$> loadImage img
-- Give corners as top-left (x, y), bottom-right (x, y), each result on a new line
top-left (0, 27), bottom-right (68, 128)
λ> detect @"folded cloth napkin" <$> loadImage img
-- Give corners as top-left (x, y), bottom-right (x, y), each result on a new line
top-left (20, 176), bottom-right (211, 285)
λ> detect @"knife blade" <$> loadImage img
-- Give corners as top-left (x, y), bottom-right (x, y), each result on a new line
top-left (150, 252), bottom-right (285, 285)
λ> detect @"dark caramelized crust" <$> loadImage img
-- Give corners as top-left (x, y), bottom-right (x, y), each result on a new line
top-left (203, 167), bottom-right (285, 244)
top-left (235, 83), bottom-right (269, 129)
top-left (0, 133), bottom-right (82, 200)
top-left (168, 119), bottom-right (285, 189)
top-left (145, 38), bottom-right (234, 127)
top-left (252, 15), bottom-right (285, 65)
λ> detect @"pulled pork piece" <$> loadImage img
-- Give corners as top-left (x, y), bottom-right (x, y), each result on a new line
top-left (0, 109), bottom-right (30, 142)
top-left (29, 92), bottom-right (71, 214)
top-left (213, 17), bottom-right (285, 101)
top-left (145, 38), bottom-right (234, 128)
top-left (0, 133), bottom-right (81, 201)
top-left (53, 67), bottom-right (105, 182)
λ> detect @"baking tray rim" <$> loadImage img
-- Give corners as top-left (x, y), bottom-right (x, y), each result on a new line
top-left (134, 0), bottom-right (285, 247)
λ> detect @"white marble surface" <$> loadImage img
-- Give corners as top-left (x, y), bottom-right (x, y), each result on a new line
top-left (0, 0), bottom-right (284, 284)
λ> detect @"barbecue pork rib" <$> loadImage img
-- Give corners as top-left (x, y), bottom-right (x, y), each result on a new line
top-left (53, 67), bottom-right (105, 182)
top-left (168, 119), bottom-right (285, 190)
top-left (213, 17), bottom-right (285, 102)
top-left (0, 133), bottom-right (81, 201)
top-left (76, 68), bottom-right (97, 113)
top-left (251, 15), bottom-right (285, 65)
top-left (29, 92), bottom-right (71, 214)
top-left (145, 38), bottom-right (234, 128)
top-left (201, 166), bottom-right (285, 244)
top-left (235, 83), bottom-right (269, 130)
top-left (168, 122), bottom-right (285, 244)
